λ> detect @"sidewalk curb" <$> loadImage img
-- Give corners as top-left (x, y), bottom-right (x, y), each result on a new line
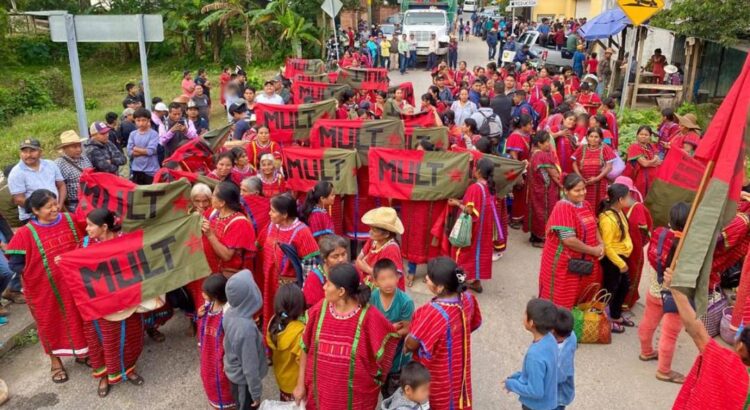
top-left (0, 304), bottom-right (36, 358)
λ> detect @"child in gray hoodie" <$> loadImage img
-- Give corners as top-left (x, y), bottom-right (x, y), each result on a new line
top-left (223, 269), bottom-right (268, 410)
top-left (381, 361), bottom-right (431, 410)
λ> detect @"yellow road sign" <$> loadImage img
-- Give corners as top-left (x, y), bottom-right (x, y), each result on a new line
top-left (617, 0), bottom-right (664, 26)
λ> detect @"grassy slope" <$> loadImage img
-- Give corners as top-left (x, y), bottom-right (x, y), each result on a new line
top-left (0, 62), bottom-right (273, 167)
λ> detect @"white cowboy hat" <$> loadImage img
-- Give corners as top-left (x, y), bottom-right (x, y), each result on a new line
top-left (361, 207), bottom-right (404, 235)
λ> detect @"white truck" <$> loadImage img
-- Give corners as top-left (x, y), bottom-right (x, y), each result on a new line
top-left (401, 9), bottom-right (450, 60)
top-left (515, 30), bottom-right (575, 69)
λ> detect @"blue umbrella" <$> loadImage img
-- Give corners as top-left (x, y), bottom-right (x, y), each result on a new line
top-left (577, 8), bottom-right (632, 40)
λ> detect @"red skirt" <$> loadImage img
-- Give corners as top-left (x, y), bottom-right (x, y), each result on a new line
top-left (83, 314), bottom-right (144, 384)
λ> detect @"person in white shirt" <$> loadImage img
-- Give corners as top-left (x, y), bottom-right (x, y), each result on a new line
top-left (427, 33), bottom-right (438, 71)
top-left (254, 81), bottom-right (284, 105)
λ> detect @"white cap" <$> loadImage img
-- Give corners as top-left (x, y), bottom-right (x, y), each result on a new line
top-left (154, 102), bottom-right (169, 112)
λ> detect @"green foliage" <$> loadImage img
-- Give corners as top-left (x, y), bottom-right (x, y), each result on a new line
top-left (651, 0), bottom-right (750, 46)
top-left (37, 68), bottom-right (73, 107)
top-left (616, 107), bottom-right (662, 156)
top-left (0, 74), bottom-right (56, 122)
top-left (85, 98), bottom-right (99, 110)
top-left (13, 328), bottom-right (39, 349)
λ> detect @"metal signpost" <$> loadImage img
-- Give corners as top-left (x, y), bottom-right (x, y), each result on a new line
top-left (48, 14), bottom-right (164, 139)
top-left (321, 0), bottom-right (344, 60)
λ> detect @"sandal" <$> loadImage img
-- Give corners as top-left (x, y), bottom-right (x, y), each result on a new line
top-left (467, 280), bottom-right (483, 294)
top-left (50, 365), bottom-right (69, 384)
top-left (98, 378), bottom-right (110, 398)
top-left (614, 317), bottom-right (636, 327)
top-left (639, 353), bottom-right (658, 361)
top-left (611, 322), bottom-right (625, 334)
top-left (75, 357), bottom-right (91, 368)
top-left (656, 370), bottom-right (685, 384)
top-left (406, 273), bottom-right (415, 288)
top-left (146, 328), bottom-right (166, 343)
top-left (127, 372), bottom-right (145, 386)
top-left (531, 241), bottom-right (545, 249)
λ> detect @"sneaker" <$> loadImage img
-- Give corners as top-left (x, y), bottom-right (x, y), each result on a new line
top-left (2, 290), bottom-right (25, 304)
top-left (0, 317), bottom-right (7, 326)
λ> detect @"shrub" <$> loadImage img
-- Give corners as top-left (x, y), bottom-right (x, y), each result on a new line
top-left (38, 68), bottom-right (73, 107)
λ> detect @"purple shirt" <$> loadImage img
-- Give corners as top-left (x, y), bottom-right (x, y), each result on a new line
top-left (127, 128), bottom-right (160, 175)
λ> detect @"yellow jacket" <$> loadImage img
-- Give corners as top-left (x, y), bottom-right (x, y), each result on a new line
top-left (598, 209), bottom-right (633, 270)
top-left (265, 320), bottom-right (305, 394)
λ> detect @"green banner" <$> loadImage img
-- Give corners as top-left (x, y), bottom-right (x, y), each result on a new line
top-left (282, 147), bottom-right (359, 195)
top-left (408, 126), bottom-right (450, 150)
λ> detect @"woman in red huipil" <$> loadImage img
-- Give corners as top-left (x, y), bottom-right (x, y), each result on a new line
top-left (571, 127), bottom-right (616, 210)
top-left (526, 131), bottom-right (562, 247)
top-left (198, 275), bottom-right (235, 409)
top-left (448, 158), bottom-right (501, 293)
top-left (293, 263), bottom-right (398, 410)
top-left (601, 98), bottom-right (620, 149)
top-left (355, 207), bottom-right (405, 289)
top-left (616, 176), bottom-right (654, 310)
top-left (299, 181), bottom-right (336, 239)
top-left (7, 189), bottom-right (88, 385)
top-left (258, 194), bottom-right (319, 328)
top-left (302, 235), bottom-right (349, 308)
top-left (626, 125), bottom-right (662, 198)
top-left (219, 67), bottom-right (230, 107)
top-left (538, 174), bottom-right (605, 309)
top-left (551, 80), bottom-right (565, 109)
top-left (545, 110), bottom-right (577, 175)
top-left (505, 115), bottom-right (534, 229)
top-left (246, 125), bottom-right (280, 170)
top-left (532, 85), bottom-right (554, 125)
top-left (258, 153), bottom-right (287, 198)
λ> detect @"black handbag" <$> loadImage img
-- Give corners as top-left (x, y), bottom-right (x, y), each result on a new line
top-left (567, 213), bottom-right (593, 276)
top-left (654, 229), bottom-right (695, 313)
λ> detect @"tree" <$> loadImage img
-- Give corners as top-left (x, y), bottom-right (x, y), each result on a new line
top-left (651, 0), bottom-right (750, 46)
top-left (275, 8), bottom-right (320, 58)
top-left (201, 0), bottom-right (256, 64)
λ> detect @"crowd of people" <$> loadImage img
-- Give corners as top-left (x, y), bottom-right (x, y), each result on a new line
top-left (1, 12), bottom-right (750, 410)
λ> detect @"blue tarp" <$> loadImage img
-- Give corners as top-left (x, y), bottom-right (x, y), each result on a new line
top-left (577, 8), bottom-right (632, 40)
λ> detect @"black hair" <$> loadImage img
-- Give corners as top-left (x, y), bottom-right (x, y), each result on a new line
top-left (586, 126), bottom-right (604, 141)
top-left (512, 114), bottom-right (533, 130)
top-left (372, 258), bottom-right (398, 279)
top-left (479, 96), bottom-right (490, 107)
top-left (202, 274), bottom-right (228, 304)
top-left (662, 108), bottom-right (676, 122)
top-left (230, 146), bottom-right (247, 162)
top-left (486, 61), bottom-right (497, 72)
top-left (212, 181), bottom-right (242, 212)
top-left (474, 137), bottom-right (492, 154)
top-left (493, 81), bottom-right (505, 95)
top-left (87, 208), bottom-right (122, 233)
top-left (553, 102), bottom-right (570, 115)
top-left (168, 102), bottom-right (182, 111)
top-left (554, 307), bottom-right (574, 338)
top-left (133, 108), bottom-right (151, 120)
top-left (339, 89), bottom-right (356, 104)
top-left (328, 263), bottom-right (371, 306)
top-left (532, 130), bottom-right (551, 146)
top-left (399, 361), bottom-right (431, 389)
top-left (593, 114), bottom-right (608, 129)
top-left (24, 189), bottom-right (57, 215)
top-left (563, 110), bottom-right (577, 120)
top-left (441, 110), bottom-right (456, 127)
top-left (125, 82), bottom-right (136, 92)
top-left (669, 202), bottom-right (690, 232)
top-left (300, 181), bottom-right (334, 225)
top-left (417, 138), bottom-right (436, 151)
top-left (637, 125), bottom-right (654, 137)
top-left (526, 298), bottom-right (558, 334)
top-left (428, 85), bottom-right (440, 96)
top-left (244, 85), bottom-right (256, 94)
top-left (216, 151), bottom-right (236, 168)
top-left (579, 82), bottom-right (591, 91)
top-left (563, 173), bottom-right (585, 191)
top-left (514, 89), bottom-right (527, 98)
top-left (551, 80), bottom-right (564, 97)
top-left (541, 85), bottom-right (554, 113)
top-left (152, 97), bottom-right (162, 105)
top-left (463, 118), bottom-right (479, 134)
top-left (271, 194), bottom-right (299, 220)
top-left (421, 93), bottom-right (437, 107)
top-left (269, 283), bottom-right (305, 344)
top-left (426, 256), bottom-right (467, 295)
top-left (105, 112), bottom-right (118, 124)
top-left (603, 97), bottom-right (616, 110)
top-left (476, 157), bottom-right (496, 195)
top-left (738, 328), bottom-right (750, 361)
top-left (597, 183), bottom-right (630, 240)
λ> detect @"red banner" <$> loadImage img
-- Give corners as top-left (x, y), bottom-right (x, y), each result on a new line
top-left (309, 118), bottom-right (405, 165)
top-left (255, 99), bottom-right (336, 145)
top-left (282, 147), bottom-right (359, 195)
top-left (163, 138), bottom-right (214, 173)
top-left (337, 67), bottom-right (390, 91)
top-left (284, 58), bottom-right (324, 79)
top-left (291, 80), bottom-right (350, 104)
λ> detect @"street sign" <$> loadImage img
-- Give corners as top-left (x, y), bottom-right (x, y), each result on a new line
top-left (509, 0), bottom-right (538, 7)
top-left (49, 14), bottom-right (164, 42)
top-left (321, 0), bottom-right (343, 18)
top-left (501, 50), bottom-right (516, 63)
top-left (617, 0), bottom-right (664, 26)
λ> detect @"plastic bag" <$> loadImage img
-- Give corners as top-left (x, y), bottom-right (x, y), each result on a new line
top-left (259, 400), bottom-right (305, 410)
top-left (448, 212), bottom-right (473, 248)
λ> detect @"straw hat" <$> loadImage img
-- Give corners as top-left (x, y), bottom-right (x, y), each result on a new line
top-left (361, 207), bottom-right (404, 235)
top-left (678, 113), bottom-right (701, 130)
top-left (55, 130), bottom-right (86, 149)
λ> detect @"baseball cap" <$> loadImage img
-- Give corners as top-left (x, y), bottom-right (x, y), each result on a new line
top-left (228, 102), bottom-right (247, 115)
top-left (19, 138), bottom-right (42, 150)
top-left (122, 108), bottom-right (135, 117)
top-left (187, 100), bottom-right (198, 109)
top-left (123, 95), bottom-right (141, 106)
top-left (154, 102), bottom-right (169, 112)
top-left (89, 121), bottom-right (112, 135)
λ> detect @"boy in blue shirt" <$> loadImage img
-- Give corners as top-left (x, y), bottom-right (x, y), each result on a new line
top-left (505, 298), bottom-right (559, 410)
top-left (554, 307), bottom-right (576, 410)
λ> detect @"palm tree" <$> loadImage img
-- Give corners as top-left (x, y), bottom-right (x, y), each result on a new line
top-left (201, 1), bottom-right (254, 64)
top-left (274, 8), bottom-right (321, 58)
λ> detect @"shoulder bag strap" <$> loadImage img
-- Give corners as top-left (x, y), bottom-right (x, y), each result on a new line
top-left (62, 156), bottom-right (84, 172)
top-left (655, 229), bottom-right (669, 281)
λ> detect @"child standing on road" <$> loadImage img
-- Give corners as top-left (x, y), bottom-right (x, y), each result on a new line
top-left (370, 259), bottom-right (415, 398)
top-left (265, 284), bottom-right (306, 402)
top-left (381, 361), bottom-right (431, 410)
top-left (554, 307), bottom-right (577, 410)
top-left (198, 275), bottom-right (236, 409)
top-left (505, 298), bottom-right (559, 410)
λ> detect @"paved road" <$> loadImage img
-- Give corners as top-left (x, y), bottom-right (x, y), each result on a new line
top-left (0, 37), bottom-right (698, 409)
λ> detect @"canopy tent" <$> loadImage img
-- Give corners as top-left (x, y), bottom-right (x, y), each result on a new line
top-left (577, 8), bottom-right (632, 41)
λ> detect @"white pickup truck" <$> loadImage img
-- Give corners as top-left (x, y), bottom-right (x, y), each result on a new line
top-left (401, 9), bottom-right (450, 59)
top-left (515, 30), bottom-right (575, 69)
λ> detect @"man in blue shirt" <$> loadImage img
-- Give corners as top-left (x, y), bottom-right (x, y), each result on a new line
top-left (486, 27), bottom-right (498, 60)
top-left (127, 108), bottom-right (160, 185)
top-left (7, 139), bottom-right (66, 222)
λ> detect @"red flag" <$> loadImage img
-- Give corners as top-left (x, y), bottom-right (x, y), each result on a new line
top-left (337, 67), bottom-right (390, 91)
top-left (284, 58), bottom-right (324, 79)
top-left (645, 148), bottom-right (706, 227)
top-left (163, 138), bottom-right (214, 173)
top-left (255, 99), bottom-right (336, 145)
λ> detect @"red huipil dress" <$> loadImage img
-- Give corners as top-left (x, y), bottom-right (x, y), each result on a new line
top-left (230, 165), bottom-right (256, 187)
top-left (505, 131), bottom-right (531, 223)
top-left (526, 150), bottom-right (561, 239)
top-left (670, 131), bottom-right (701, 153)
top-left (302, 266), bottom-right (328, 308)
top-left (576, 92), bottom-right (601, 117)
top-left (401, 200), bottom-right (448, 264)
top-left (80, 234), bottom-right (145, 385)
top-left (709, 210), bottom-right (750, 290)
top-left (302, 301), bottom-right (398, 410)
top-left (195, 211), bottom-right (256, 311)
top-left (602, 110), bottom-right (619, 150)
top-left (538, 200), bottom-right (603, 309)
top-left (307, 206), bottom-right (335, 238)
top-left (547, 122), bottom-right (576, 175)
top-left (199, 305), bottom-right (236, 409)
top-left (571, 144), bottom-right (616, 210)
top-left (409, 293), bottom-right (482, 410)
top-left (258, 219), bottom-right (319, 327)
top-left (6, 213), bottom-right (88, 357)
top-left (623, 202), bottom-right (653, 308)
top-left (532, 98), bottom-right (550, 124)
top-left (626, 142), bottom-right (660, 198)
top-left (246, 140), bottom-right (280, 169)
top-left (260, 173), bottom-right (287, 198)
top-left (657, 120), bottom-right (680, 155)
top-left (453, 181), bottom-right (498, 281)
top-left (564, 76), bottom-right (580, 95)
top-left (673, 340), bottom-right (749, 410)
top-left (732, 243), bottom-right (750, 327)
top-left (358, 238), bottom-right (405, 289)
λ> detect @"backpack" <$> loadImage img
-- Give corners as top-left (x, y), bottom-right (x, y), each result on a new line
top-left (477, 110), bottom-right (503, 139)
top-left (512, 101), bottom-right (540, 127)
